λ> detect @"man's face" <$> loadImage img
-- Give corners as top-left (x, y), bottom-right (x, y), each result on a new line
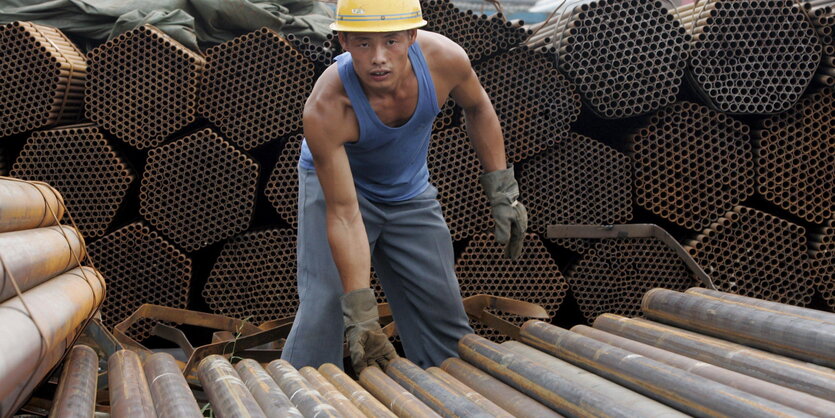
top-left (339, 30), bottom-right (417, 89)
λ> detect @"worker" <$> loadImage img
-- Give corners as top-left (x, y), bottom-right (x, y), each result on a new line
top-left (281, 0), bottom-right (528, 373)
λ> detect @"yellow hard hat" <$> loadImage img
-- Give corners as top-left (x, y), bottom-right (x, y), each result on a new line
top-left (330, 0), bottom-right (428, 32)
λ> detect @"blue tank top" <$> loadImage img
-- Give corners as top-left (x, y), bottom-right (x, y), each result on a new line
top-left (299, 42), bottom-right (440, 202)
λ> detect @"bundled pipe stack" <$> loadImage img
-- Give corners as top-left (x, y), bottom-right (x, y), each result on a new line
top-left (421, 0), bottom-right (530, 62)
top-left (455, 233), bottom-right (569, 341)
top-left (0, 21), bottom-right (86, 137)
top-left (630, 101), bottom-right (754, 231)
top-left (0, 177), bottom-right (105, 416)
top-left (686, 206), bottom-right (813, 305)
top-left (202, 228), bottom-right (298, 325)
top-left (755, 88), bottom-right (835, 224)
top-left (527, 0), bottom-right (690, 118)
top-left (200, 28), bottom-right (316, 150)
top-left (567, 238), bottom-right (696, 323)
top-left (139, 128), bottom-right (260, 252)
top-left (803, 0), bottom-right (835, 85)
top-left (812, 219), bottom-right (835, 311)
top-left (265, 134), bottom-right (305, 229)
top-left (85, 25), bottom-right (204, 149)
top-left (286, 33), bottom-right (343, 70)
top-left (87, 222), bottom-right (191, 340)
top-left (519, 132), bottom-right (632, 252)
top-left (10, 123), bottom-right (133, 238)
top-left (677, 0), bottom-right (821, 114)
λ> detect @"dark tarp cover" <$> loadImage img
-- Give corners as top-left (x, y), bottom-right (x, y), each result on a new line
top-left (0, 0), bottom-right (334, 51)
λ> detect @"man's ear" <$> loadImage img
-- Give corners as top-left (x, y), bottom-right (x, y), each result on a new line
top-left (406, 29), bottom-right (417, 45)
top-left (337, 31), bottom-right (348, 49)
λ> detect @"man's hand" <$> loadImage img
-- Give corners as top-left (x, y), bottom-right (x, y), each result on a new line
top-left (480, 166), bottom-right (528, 259)
top-left (342, 288), bottom-right (398, 374)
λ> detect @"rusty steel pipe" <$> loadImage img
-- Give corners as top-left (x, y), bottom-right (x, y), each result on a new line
top-left (359, 366), bottom-right (440, 418)
top-left (318, 363), bottom-right (396, 418)
top-left (642, 288), bottom-right (835, 368)
top-left (386, 357), bottom-right (492, 418)
top-left (685, 287), bottom-right (835, 325)
top-left (198, 355), bottom-right (266, 418)
top-left (0, 266), bottom-right (104, 416)
top-left (109, 350), bottom-right (157, 418)
top-left (234, 359), bottom-right (302, 418)
top-left (299, 366), bottom-right (365, 418)
top-left (266, 359), bottom-right (342, 418)
top-left (424, 367), bottom-right (513, 418)
top-left (49, 345), bottom-right (98, 418)
top-left (592, 314), bottom-right (835, 401)
top-left (0, 179), bottom-right (64, 233)
top-left (144, 352), bottom-right (202, 418)
top-left (573, 324), bottom-right (835, 417)
top-left (458, 333), bottom-right (642, 417)
top-left (0, 225), bottom-right (86, 303)
top-left (501, 341), bottom-right (686, 418)
top-left (520, 320), bottom-right (811, 417)
top-left (440, 358), bottom-right (561, 418)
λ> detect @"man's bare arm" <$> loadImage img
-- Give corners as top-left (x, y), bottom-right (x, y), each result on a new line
top-left (304, 77), bottom-right (370, 293)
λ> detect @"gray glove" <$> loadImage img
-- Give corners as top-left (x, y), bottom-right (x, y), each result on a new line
top-left (341, 288), bottom-right (398, 374)
top-left (480, 166), bottom-right (528, 259)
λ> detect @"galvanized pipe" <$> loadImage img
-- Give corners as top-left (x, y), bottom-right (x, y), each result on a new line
top-left (266, 359), bottom-right (342, 418)
top-left (300, 366), bottom-right (365, 418)
top-left (0, 266), bottom-right (104, 415)
top-left (49, 345), bottom-right (98, 418)
top-left (593, 314), bottom-right (835, 401)
top-left (359, 366), bottom-right (440, 418)
top-left (144, 352), bottom-right (202, 418)
top-left (440, 358), bottom-right (561, 418)
top-left (235, 359), bottom-right (302, 418)
top-left (642, 288), bottom-right (835, 367)
top-left (386, 357), bottom-right (492, 418)
top-left (0, 225), bottom-right (86, 303)
top-left (685, 287), bottom-right (835, 325)
top-left (501, 341), bottom-right (686, 418)
top-left (573, 324), bottom-right (835, 417)
top-left (0, 179), bottom-right (64, 233)
top-left (109, 350), bottom-right (157, 418)
top-left (318, 363), bottom-right (396, 418)
top-left (458, 333), bottom-right (642, 417)
top-left (425, 367), bottom-right (513, 418)
top-left (520, 320), bottom-right (812, 417)
top-left (197, 355), bottom-right (266, 418)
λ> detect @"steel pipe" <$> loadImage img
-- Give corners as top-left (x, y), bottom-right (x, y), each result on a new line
top-left (359, 366), bottom-right (440, 418)
top-left (424, 367), bottom-right (513, 418)
top-left (642, 288), bottom-right (835, 367)
top-left (0, 179), bottom-right (64, 233)
top-left (49, 345), bottom-right (98, 418)
top-left (109, 350), bottom-right (157, 418)
top-left (685, 287), bottom-right (835, 325)
top-left (266, 359), bottom-right (341, 418)
top-left (197, 355), bottom-right (266, 418)
top-left (235, 359), bottom-right (302, 418)
top-left (520, 320), bottom-right (811, 417)
top-left (318, 363), bottom-right (396, 418)
top-left (144, 352), bottom-right (202, 418)
top-left (300, 366), bottom-right (365, 418)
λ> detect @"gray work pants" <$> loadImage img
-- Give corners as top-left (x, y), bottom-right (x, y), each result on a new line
top-left (281, 166), bottom-right (473, 369)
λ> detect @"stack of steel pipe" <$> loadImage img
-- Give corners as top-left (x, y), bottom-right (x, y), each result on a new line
top-left (200, 28), bottom-right (316, 150)
top-left (754, 88), bottom-right (835, 224)
top-left (519, 132), bottom-right (632, 252)
top-left (802, 0), bottom-right (835, 85)
top-left (85, 24), bottom-right (204, 150)
top-left (630, 101), bottom-right (754, 231)
top-left (567, 237), bottom-right (697, 323)
top-left (87, 222), bottom-right (192, 340)
top-left (0, 178), bottom-right (105, 416)
top-left (675, 0), bottom-right (821, 114)
top-left (0, 21), bottom-right (86, 137)
top-left (202, 228), bottom-right (298, 325)
top-left (139, 128), bottom-right (259, 252)
top-left (470, 47), bottom-right (580, 162)
top-left (421, 0), bottom-right (530, 62)
top-left (265, 134), bottom-right (305, 229)
top-left (526, 0), bottom-right (690, 118)
top-left (286, 33), bottom-right (343, 70)
top-left (455, 233), bottom-right (568, 341)
top-left (812, 219), bottom-right (835, 311)
top-left (10, 123), bottom-right (134, 238)
top-left (426, 127), bottom-right (492, 241)
top-left (685, 205), bottom-right (813, 305)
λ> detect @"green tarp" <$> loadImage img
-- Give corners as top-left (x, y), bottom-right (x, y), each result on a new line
top-left (0, 0), bottom-right (334, 51)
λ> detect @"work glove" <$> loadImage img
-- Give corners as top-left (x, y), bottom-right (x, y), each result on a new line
top-left (342, 288), bottom-right (398, 374)
top-left (480, 165), bottom-right (528, 259)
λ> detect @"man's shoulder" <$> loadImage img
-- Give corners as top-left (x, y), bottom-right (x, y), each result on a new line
top-left (305, 65), bottom-right (353, 128)
top-left (417, 30), bottom-right (468, 63)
